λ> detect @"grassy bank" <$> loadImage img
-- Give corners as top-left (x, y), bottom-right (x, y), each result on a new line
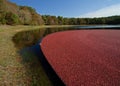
top-left (0, 25), bottom-right (55, 86)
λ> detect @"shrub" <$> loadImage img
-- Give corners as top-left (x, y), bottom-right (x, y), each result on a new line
top-left (5, 12), bottom-right (19, 25)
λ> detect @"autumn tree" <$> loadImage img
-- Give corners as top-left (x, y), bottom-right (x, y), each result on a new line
top-left (5, 12), bottom-right (19, 25)
top-left (58, 16), bottom-right (63, 25)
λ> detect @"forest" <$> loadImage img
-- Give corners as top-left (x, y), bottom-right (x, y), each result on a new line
top-left (1, 11), bottom-right (120, 25)
top-left (0, 0), bottom-right (120, 25)
top-left (42, 15), bottom-right (120, 25)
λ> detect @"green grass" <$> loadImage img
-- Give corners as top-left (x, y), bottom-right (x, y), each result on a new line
top-left (0, 25), bottom-right (55, 86)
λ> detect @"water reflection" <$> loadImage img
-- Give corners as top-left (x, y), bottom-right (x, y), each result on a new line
top-left (12, 25), bottom-right (120, 48)
top-left (12, 27), bottom-right (77, 48)
top-left (75, 25), bottom-right (120, 29)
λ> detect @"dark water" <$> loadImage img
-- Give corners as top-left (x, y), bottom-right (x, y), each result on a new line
top-left (12, 25), bottom-right (120, 86)
top-left (75, 25), bottom-right (120, 29)
top-left (12, 27), bottom-right (78, 48)
top-left (12, 25), bottom-right (120, 48)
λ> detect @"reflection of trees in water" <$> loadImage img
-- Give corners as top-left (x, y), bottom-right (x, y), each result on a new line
top-left (43, 27), bottom-right (76, 37)
top-left (43, 28), bottom-right (52, 36)
top-left (13, 29), bottom-right (46, 48)
top-left (13, 27), bottom-right (77, 48)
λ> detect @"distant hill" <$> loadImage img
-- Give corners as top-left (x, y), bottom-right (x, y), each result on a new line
top-left (0, 0), bottom-right (44, 25)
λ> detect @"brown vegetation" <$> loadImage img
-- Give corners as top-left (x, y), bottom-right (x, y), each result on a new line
top-left (0, 0), bottom-right (44, 25)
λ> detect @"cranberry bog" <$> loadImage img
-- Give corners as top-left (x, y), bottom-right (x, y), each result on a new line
top-left (41, 30), bottom-right (120, 86)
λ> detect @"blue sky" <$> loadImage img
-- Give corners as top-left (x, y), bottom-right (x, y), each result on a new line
top-left (10, 0), bottom-right (120, 18)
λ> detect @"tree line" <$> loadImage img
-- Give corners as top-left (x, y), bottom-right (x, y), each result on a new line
top-left (42, 15), bottom-right (120, 25)
top-left (1, 13), bottom-right (120, 25)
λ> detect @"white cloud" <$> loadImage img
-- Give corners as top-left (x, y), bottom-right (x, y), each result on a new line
top-left (79, 4), bottom-right (120, 18)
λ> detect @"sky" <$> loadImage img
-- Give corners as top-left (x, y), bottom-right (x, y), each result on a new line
top-left (10, 0), bottom-right (120, 18)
